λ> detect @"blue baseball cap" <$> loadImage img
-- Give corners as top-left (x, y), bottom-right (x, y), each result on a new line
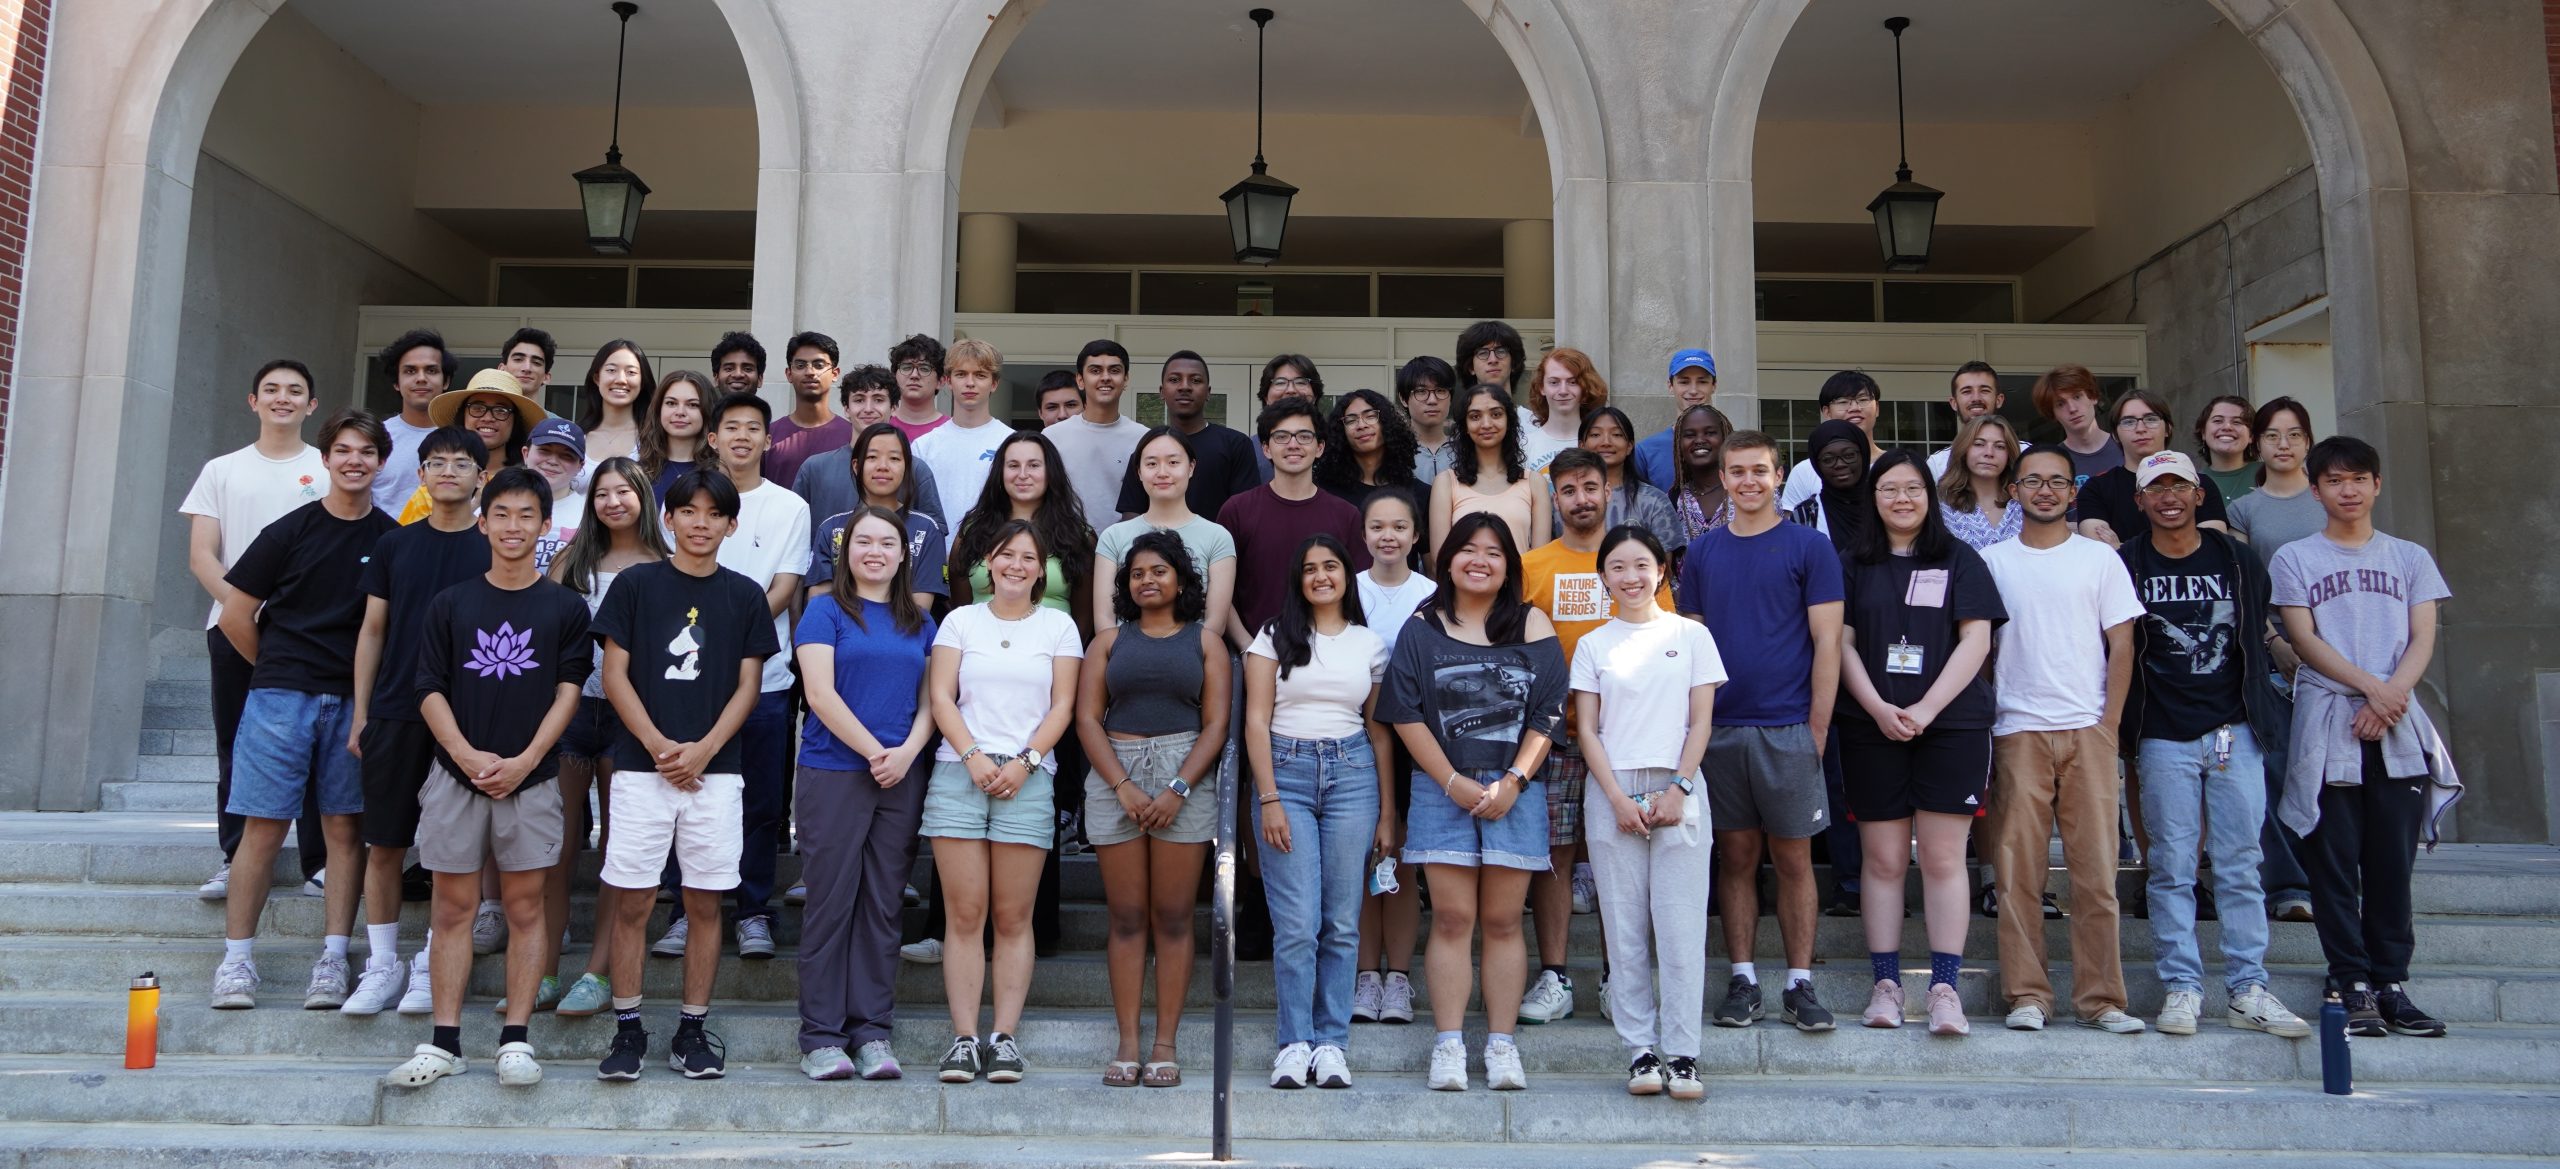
top-left (1668, 348), bottom-right (1717, 380)
top-left (528, 417), bottom-right (587, 459)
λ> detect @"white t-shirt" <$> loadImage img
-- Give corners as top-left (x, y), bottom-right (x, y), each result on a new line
top-left (178, 443), bottom-right (328, 628)
top-left (933, 603), bottom-right (1085, 763)
top-left (913, 416), bottom-right (1017, 538)
top-left (1520, 425), bottom-right (1574, 477)
top-left (716, 480), bottom-right (813, 693)
top-left (1980, 534), bottom-right (2145, 735)
top-left (1568, 614), bottom-right (1727, 771)
top-left (1248, 624), bottom-right (1388, 741)
top-left (1357, 570), bottom-right (1436, 653)
top-left (1044, 413), bottom-right (1149, 528)
top-left (373, 415), bottom-right (439, 515)
top-left (1780, 458), bottom-right (1822, 513)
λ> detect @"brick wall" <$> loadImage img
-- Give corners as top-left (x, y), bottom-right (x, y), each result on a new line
top-left (0, 0), bottom-right (49, 470)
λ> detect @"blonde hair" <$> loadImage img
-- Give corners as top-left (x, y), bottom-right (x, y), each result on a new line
top-left (1938, 414), bottom-right (2020, 511)
top-left (1530, 347), bottom-right (1608, 425)
top-left (947, 338), bottom-right (1003, 376)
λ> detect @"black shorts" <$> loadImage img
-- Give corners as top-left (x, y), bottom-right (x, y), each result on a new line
top-left (557, 696), bottom-right (623, 761)
top-left (1836, 720), bottom-right (1992, 822)
top-left (359, 718), bottom-right (437, 848)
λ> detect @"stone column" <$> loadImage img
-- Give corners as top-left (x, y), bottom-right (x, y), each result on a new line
top-left (1501, 218), bottom-right (1552, 320)
top-left (956, 212), bottom-right (1018, 314)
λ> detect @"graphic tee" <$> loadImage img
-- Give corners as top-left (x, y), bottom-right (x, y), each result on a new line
top-left (1837, 542), bottom-right (2007, 729)
top-left (1675, 521), bottom-right (1844, 726)
top-left (360, 521), bottom-right (492, 722)
top-left (2127, 535), bottom-right (2248, 741)
top-left (224, 500), bottom-right (399, 695)
top-left (589, 559), bottom-right (781, 775)
top-left (793, 446), bottom-right (947, 533)
top-left (179, 443), bottom-right (326, 627)
top-left (1568, 614), bottom-right (1727, 771)
top-left (413, 576), bottom-right (593, 790)
top-left (793, 594), bottom-right (935, 772)
top-left (2076, 465), bottom-right (2228, 546)
top-left (1376, 615), bottom-right (1568, 775)
top-left (2268, 532), bottom-right (2451, 692)
top-left (1979, 535), bottom-right (2145, 736)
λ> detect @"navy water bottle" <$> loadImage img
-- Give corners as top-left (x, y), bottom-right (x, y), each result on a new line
top-left (2320, 993), bottom-right (2352, 1095)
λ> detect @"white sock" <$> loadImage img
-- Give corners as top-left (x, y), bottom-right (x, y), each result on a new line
top-left (1485, 1033), bottom-right (1516, 1052)
top-left (1787, 968), bottom-right (1814, 989)
top-left (367, 924), bottom-right (401, 968)
top-left (1732, 962), bottom-right (1758, 986)
top-left (224, 937), bottom-right (253, 963)
top-left (322, 934), bottom-right (349, 960)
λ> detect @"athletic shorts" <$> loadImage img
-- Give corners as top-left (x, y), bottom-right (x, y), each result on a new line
top-left (225, 689), bottom-right (362, 821)
top-left (1836, 720), bottom-right (1993, 822)
top-left (416, 764), bottom-right (565, 874)
top-left (1541, 745), bottom-right (1587, 849)
top-left (358, 718), bottom-right (437, 848)
top-left (1703, 722), bottom-right (1829, 839)
top-left (598, 770), bottom-right (744, 891)
top-left (921, 760), bottom-right (1055, 848)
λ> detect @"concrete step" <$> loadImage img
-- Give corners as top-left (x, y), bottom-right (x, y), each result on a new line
top-left (133, 729), bottom-right (216, 758)
top-left (98, 782), bottom-right (217, 812)
top-left (0, 1054), bottom-right (2551, 1155)
top-left (138, 703), bottom-right (213, 731)
top-left (133, 754), bottom-right (217, 783)
top-left (144, 678), bottom-right (211, 710)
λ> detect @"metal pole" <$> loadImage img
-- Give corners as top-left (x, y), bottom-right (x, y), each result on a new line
top-left (1210, 725), bottom-right (1238, 1160)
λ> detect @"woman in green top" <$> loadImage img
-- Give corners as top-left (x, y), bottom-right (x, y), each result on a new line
top-left (946, 431), bottom-right (1096, 641)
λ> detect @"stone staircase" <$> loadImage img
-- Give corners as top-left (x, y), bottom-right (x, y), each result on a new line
top-left (109, 638), bottom-right (220, 814)
top-left (1, 812), bottom-right (2555, 1166)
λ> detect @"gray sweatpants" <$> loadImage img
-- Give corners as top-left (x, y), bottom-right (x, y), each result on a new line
top-left (1582, 766), bottom-right (1712, 1060)
top-left (795, 760), bottom-right (926, 1053)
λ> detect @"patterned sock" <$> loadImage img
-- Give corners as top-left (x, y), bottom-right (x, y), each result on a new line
top-left (1870, 951), bottom-right (1901, 986)
top-left (1931, 951), bottom-right (1963, 989)
top-left (615, 1009), bottom-right (644, 1031)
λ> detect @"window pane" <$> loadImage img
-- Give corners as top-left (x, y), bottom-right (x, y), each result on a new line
top-left (1378, 274), bottom-right (1503, 319)
top-left (1013, 271), bottom-right (1132, 314)
top-left (495, 265), bottom-right (628, 309)
top-left (1138, 272), bottom-right (1368, 317)
top-left (1755, 280), bottom-right (1874, 322)
top-left (1883, 281), bottom-right (2016, 324)
top-left (636, 267), bottom-right (752, 310)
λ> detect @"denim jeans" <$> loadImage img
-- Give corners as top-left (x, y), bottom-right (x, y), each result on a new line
top-left (733, 688), bottom-right (795, 921)
top-left (1256, 732), bottom-right (1380, 1050)
top-left (2136, 724), bottom-right (2272, 994)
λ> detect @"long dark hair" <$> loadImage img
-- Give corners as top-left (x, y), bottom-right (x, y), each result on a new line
top-left (1853, 449), bottom-right (1957, 566)
top-left (1451, 384), bottom-right (1525, 488)
top-left (1109, 529), bottom-right (1207, 624)
top-left (1316, 388), bottom-right (1420, 491)
top-left (1429, 511), bottom-right (1531, 644)
top-left (829, 505), bottom-right (926, 636)
top-left (1125, 426), bottom-right (1199, 512)
top-left (636, 370), bottom-right (712, 481)
top-left (576, 340), bottom-right (654, 431)
top-left (1263, 534), bottom-right (1368, 680)
top-left (851, 422), bottom-right (919, 515)
top-left (975, 519), bottom-right (1051, 604)
top-left (1577, 405), bottom-right (1643, 515)
top-left (951, 431), bottom-right (1093, 600)
top-left (552, 456), bottom-right (670, 596)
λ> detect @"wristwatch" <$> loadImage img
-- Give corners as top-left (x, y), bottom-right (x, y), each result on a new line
top-left (1018, 748), bottom-right (1045, 772)
top-left (1167, 777), bottom-right (1193, 799)
top-left (1502, 766), bottom-right (1529, 787)
top-left (1673, 772), bottom-right (1697, 796)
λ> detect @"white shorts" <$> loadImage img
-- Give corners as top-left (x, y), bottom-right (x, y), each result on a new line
top-left (599, 771), bottom-right (743, 892)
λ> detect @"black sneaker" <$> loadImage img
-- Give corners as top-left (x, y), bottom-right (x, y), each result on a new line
top-left (1663, 1055), bottom-right (1704, 1100)
top-left (1978, 885), bottom-right (1999, 919)
top-left (938, 1035), bottom-right (982, 1083)
top-left (2340, 984), bottom-right (2386, 1038)
top-left (669, 1022), bottom-right (728, 1079)
top-left (2377, 984), bottom-right (2446, 1038)
top-left (1712, 975), bottom-right (1763, 1028)
top-left (2041, 893), bottom-right (2065, 920)
top-left (982, 1031), bottom-right (1026, 1083)
top-left (1782, 979), bottom-right (1836, 1032)
top-left (597, 1025), bottom-right (648, 1081)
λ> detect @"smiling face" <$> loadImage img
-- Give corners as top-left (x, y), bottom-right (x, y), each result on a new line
top-left (418, 443), bottom-right (482, 505)
top-left (1722, 444), bottom-right (1780, 515)
top-left (1814, 438), bottom-right (1867, 490)
top-left (1669, 368), bottom-right (1716, 410)
top-left (503, 343), bottom-right (550, 393)
top-left (1822, 388), bottom-right (1877, 435)
top-left (666, 492), bottom-right (737, 558)
top-left (1464, 392), bottom-right (1510, 453)
top-left (858, 432), bottom-right (907, 506)
top-left (323, 426), bottom-right (385, 496)
top-left (1158, 359), bottom-right (1211, 424)
top-left (1949, 370), bottom-right (2002, 420)
top-left (658, 381), bottom-right (704, 440)
top-left (714, 349), bottom-right (761, 398)
top-left (785, 346), bottom-right (837, 406)
top-left (713, 405), bottom-right (768, 475)
top-left (1137, 433), bottom-right (1194, 501)
top-left (1363, 495), bottom-right (1416, 567)
top-left (596, 348), bottom-right (643, 412)
top-left (1448, 527), bottom-right (1507, 597)
top-left (590, 468), bottom-right (643, 533)
top-left (2136, 473), bottom-right (2200, 532)
top-left (1872, 463), bottom-right (1929, 537)
top-left (1263, 415), bottom-right (1323, 477)
top-left (2114, 398), bottom-right (2169, 459)
top-left (844, 513), bottom-right (906, 588)
top-left (1677, 409), bottom-right (1725, 474)
top-left (845, 383), bottom-right (894, 428)
top-left (1078, 353), bottom-right (1127, 411)
top-left (1264, 363), bottom-right (1315, 407)
top-left (1338, 397), bottom-right (1384, 455)
top-left (1124, 548), bottom-right (1177, 613)
top-left (2202, 401), bottom-right (2254, 459)
top-left (1537, 358), bottom-right (1584, 418)
top-left (1580, 413), bottom-right (1631, 470)
top-left (1000, 440), bottom-right (1050, 506)
top-left (1552, 466), bottom-right (1607, 536)
top-left (987, 531), bottom-right (1045, 600)
top-left (249, 367), bottom-right (316, 428)
top-left (480, 487), bottom-right (547, 564)
top-left (2313, 463), bottom-right (2377, 524)
top-left (2014, 450), bottom-right (2076, 524)
top-left (1298, 543), bottom-right (1348, 609)
top-left (1601, 538), bottom-right (1663, 610)
top-left (460, 393), bottom-right (519, 455)
top-left (393, 345), bottom-right (447, 415)
top-left (529, 441), bottom-right (582, 490)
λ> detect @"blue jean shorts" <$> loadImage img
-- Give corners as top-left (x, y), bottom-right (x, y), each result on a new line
top-left (921, 759), bottom-right (1056, 849)
top-left (225, 688), bottom-right (363, 820)
top-left (1402, 768), bottom-right (1551, 872)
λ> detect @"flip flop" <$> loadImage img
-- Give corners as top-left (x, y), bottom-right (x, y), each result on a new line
top-left (1142, 1059), bottom-right (1181, 1088)
top-left (1103, 1060), bottom-right (1140, 1087)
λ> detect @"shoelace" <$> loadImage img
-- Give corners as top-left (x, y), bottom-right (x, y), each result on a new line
top-left (945, 1037), bottom-right (978, 1064)
top-left (988, 1036), bottom-right (1021, 1065)
top-left (675, 1026), bottom-right (727, 1065)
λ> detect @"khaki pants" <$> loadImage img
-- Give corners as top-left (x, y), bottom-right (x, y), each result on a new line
top-left (1987, 727), bottom-right (2127, 1019)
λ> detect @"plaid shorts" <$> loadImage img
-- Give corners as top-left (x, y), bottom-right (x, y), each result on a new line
top-left (1541, 745), bottom-right (1587, 848)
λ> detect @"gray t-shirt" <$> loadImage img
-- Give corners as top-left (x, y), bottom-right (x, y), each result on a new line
top-left (2227, 486), bottom-right (2324, 574)
top-left (1044, 414), bottom-right (1150, 529)
top-left (791, 444), bottom-right (946, 533)
top-left (2268, 531), bottom-right (2450, 687)
top-left (1096, 515), bottom-right (1237, 581)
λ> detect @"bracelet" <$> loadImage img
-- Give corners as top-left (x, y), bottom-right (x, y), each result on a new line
top-left (1259, 792), bottom-right (1281, 805)
top-left (1443, 772), bottom-right (1463, 791)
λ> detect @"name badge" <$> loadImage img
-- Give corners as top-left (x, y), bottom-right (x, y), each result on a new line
top-left (1887, 639), bottom-right (1925, 676)
top-left (1905, 568), bottom-right (1950, 609)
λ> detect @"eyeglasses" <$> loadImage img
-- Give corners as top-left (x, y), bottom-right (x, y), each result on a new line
top-left (1874, 485), bottom-right (1930, 501)
top-left (2116, 414), bottom-right (2166, 431)
top-left (1268, 430), bottom-right (1321, 447)
top-left (419, 458), bottom-right (479, 474)
top-left (1406, 386), bottom-right (1450, 401)
top-left (2139, 481), bottom-right (2199, 497)
top-left (1270, 376), bottom-right (1314, 391)
top-left (1471, 346), bottom-right (1510, 363)
top-left (788, 359), bottom-right (834, 373)
top-left (2262, 428), bottom-right (2309, 444)
top-left (894, 362), bottom-right (938, 378)
top-left (462, 401), bottom-right (516, 421)
top-left (1836, 393), bottom-right (1879, 406)
top-left (2015, 475), bottom-right (2074, 492)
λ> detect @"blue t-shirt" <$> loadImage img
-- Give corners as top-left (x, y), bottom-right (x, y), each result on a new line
top-left (1675, 521), bottom-right (1845, 726)
top-left (1633, 427), bottom-right (1680, 492)
top-left (809, 509), bottom-right (949, 596)
top-left (792, 594), bottom-right (936, 772)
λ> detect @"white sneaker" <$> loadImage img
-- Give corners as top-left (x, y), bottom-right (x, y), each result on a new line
top-left (495, 1040), bottom-right (543, 1087)
top-left (2157, 989), bottom-right (2203, 1036)
top-left (342, 958), bottom-right (405, 1016)
top-left (2004, 1001), bottom-right (2047, 1031)
top-left (396, 949), bottom-right (434, 1015)
top-left (1483, 1041), bottom-right (1527, 1091)
top-left (1351, 971), bottom-right (1382, 1023)
top-left (2230, 983), bottom-right (2313, 1038)
top-left (784, 883), bottom-right (808, 906)
top-left (1598, 974), bottom-right (1613, 1023)
top-left (1518, 969), bottom-right (1575, 1023)
top-left (1269, 1041), bottom-right (1313, 1089)
top-left (209, 955), bottom-right (259, 1010)
top-left (197, 863), bottom-right (231, 900)
top-left (901, 938), bottom-right (944, 965)
top-left (1570, 863), bottom-right (1597, 914)
top-left (1379, 971), bottom-right (1415, 1024)
top-left (300, 874), bottom-right (325, 898)
top-left (1310, 1044), bottom-right (1351, 1089)
top-left (2078, 1008), bottom-right (2148, 1035)
top-left (302, 952), bottom-right (351, 1010)
top-left (1426, 1037), bottom-right (1468, 1091)
top-left (384, 1043), bottom-right (464, 1087)
top-left (650, 915), bottom-right (689, 958)
top-left (471, 903), bottom-right (507, 955)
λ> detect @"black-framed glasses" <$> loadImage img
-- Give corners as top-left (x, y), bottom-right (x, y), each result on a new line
top-left (463, 401), bottom-right (516, 421)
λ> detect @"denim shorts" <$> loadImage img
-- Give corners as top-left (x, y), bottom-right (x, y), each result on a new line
top-left (556, 696), bottom-right (624, 761)
top-left (225, 689), bottom-right (363, 821)
top-left (921, 759), bottom-right (1056, 849)
top-left (1402, 768), bottom-right (1551, 872)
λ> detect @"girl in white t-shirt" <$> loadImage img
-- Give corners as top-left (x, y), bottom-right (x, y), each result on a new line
top-left (1246, 534), bottom-right (1394, 1089)
top-left (1352, 486), bottom-right (1431, 1023)
top-left (1568, 525), bottom-right (1725, 1101)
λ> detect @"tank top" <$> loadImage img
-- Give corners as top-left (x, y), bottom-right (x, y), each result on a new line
top-left (1448, 472), bottom-right (1537, 551)
top-left (1103, 620), bottom-right (1206, 736)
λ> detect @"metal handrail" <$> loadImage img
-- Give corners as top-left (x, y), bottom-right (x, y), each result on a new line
top-left (1209, 735), bottom-right (1238, 1160)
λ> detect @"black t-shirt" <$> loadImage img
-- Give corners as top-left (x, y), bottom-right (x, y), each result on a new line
top-left (361, 521), bottom-right (491, 721)
top-left (1837, 541), bottom-right (2008, 729)
top-left (224, 500), bottom-right (400, 695)
top-left (1114, 423), bottom-right (1266, 521)
top-left (2078, 466), bottom-right (2227, 547)
top-left (413, 576), bottom-right (593, 790)
top-left (1375, 614), bottom-right (1569, 775)
top-left (2131, 535), bottom-right (2247, 742)
top-left (588, 559), bottom-right (781, 775)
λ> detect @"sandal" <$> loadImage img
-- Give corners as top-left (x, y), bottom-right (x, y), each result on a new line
top-left (1103, 1059), bottom-right (1141, 1087)
top-left (1142, 1042), bottom-right (1181, 1087)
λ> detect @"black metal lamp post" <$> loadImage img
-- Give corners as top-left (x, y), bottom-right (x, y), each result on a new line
top-left (573, 2), bottom-right (651, 255)
top-left (1218, 9), bottom-right (1297, 264)
top-left (1866, 16), bottom-right (1942, 272)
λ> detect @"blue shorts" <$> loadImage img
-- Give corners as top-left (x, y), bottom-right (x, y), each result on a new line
top-left (557, 696), bottom-right (623, 761)
top-left (225, 689), bottom-right (363, 821)
top-left (1402, 769), bottom-right (1551, 872)
top-left (921, 759), bottom-right (1055, 849)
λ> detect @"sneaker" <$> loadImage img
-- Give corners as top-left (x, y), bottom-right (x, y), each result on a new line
top-left (1519, 969), bottom-right (1574, 1023)
top-left (1483, 1042), bottom-right (1526, 1091)
top-left (471, 903), bottom-right (508, 955)
top-left (1665, 1055), bottom-right (1705, 1100)
top-left (2042, 893), bottom-right (2065, 920)
top-left (198, 862), bottom-right (231, 901)
top-left (495, 1040), bottom-right (542, 1087)
top-left (495, 974), bottom-right (563, 1015)
top-left (2078, 1008), bottom-right (2147, 1035)
top-left (2229, 984), bottom-right (2312, 1038)
top-left (1426, 1036), bottom-right (1468, 1091)
top-left (342, 959), bottom-right (405, 1016)
top-left (396, 949), bottom-right (433, 1016)
top-left (801, 1045), bottom-right (856, 1081)
top-left (2341, 984), bottom-right (2386, 1037)
top-left (598, 1026), bottom-right (649, 1081)
top-left (982, 1032), bottom-right (1026, 1082)
top-left (902, 938), bottom-right (944, 965)
top-left (2157, 989), bottom-right (2203, 1036)
top-left (1977, 884), bottom-right (1999, 919)
top-left (1598, 973), bottom-right (1613, 1023)
top-left (1713, 974), bottom-right (1764, 1027)
top-left (2271, 898), bottom-right (2315, 923)
top-left (737, 916), bottom-right (777, 960)
top-left (1625, 1050), bottom-right (1664, 1096)
top-left (1351, 971), bottom-right (1383, 1023)
top-left (669, 1022), bottom-right (728, 1079)
top-left (855, 1039), bottom-right (903, 1080)
top-left (651, 916), bottom-right (690, 958)
top-left (302, 952), bottom-right (351, 1010)
top-left (555, 972), bottom-right (611, 1017)
top-left (1571, 862), bottom-right (1597, 914)
top-left (1058, 807), bottom-right (1090, 856)
top-left (2004, 1001), bottom-right (2047, 1031)
top-left (1862, 980), bottom-right (1904, 1028)
top-left (2377, 984), bottom-right (2446, 1038)
top-left (1270, 1041), bottom-right (1313, 1089)
top-left (1925, 984), bottom-right (1969, 1036)
top-left (209, 956), bottom-right (259, 1010)
top-left (1782, 979), bottom-right (1835, 1032)
top-left (383, 1043), bottom-right (464, 1087)
top-left (301, 873), bottom-right (326, 898)
top-left (1379, 971), bottom-right (1415, 1024)
top-left (784, 883), bottom-right (808, 906)
top-left (1310, 1044), bottom-right (1351, 1089)
top-left (938, 1035), bottom-right (983, 1083)
top-left (904, 884), bottom-right (924, 908)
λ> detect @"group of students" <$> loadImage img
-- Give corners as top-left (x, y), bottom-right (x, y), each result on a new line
top-left (180, 319), bottom-right (2459, 1102)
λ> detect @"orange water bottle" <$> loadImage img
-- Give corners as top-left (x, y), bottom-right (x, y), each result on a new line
top-left (125, 972), bottom-right (159, 1069)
